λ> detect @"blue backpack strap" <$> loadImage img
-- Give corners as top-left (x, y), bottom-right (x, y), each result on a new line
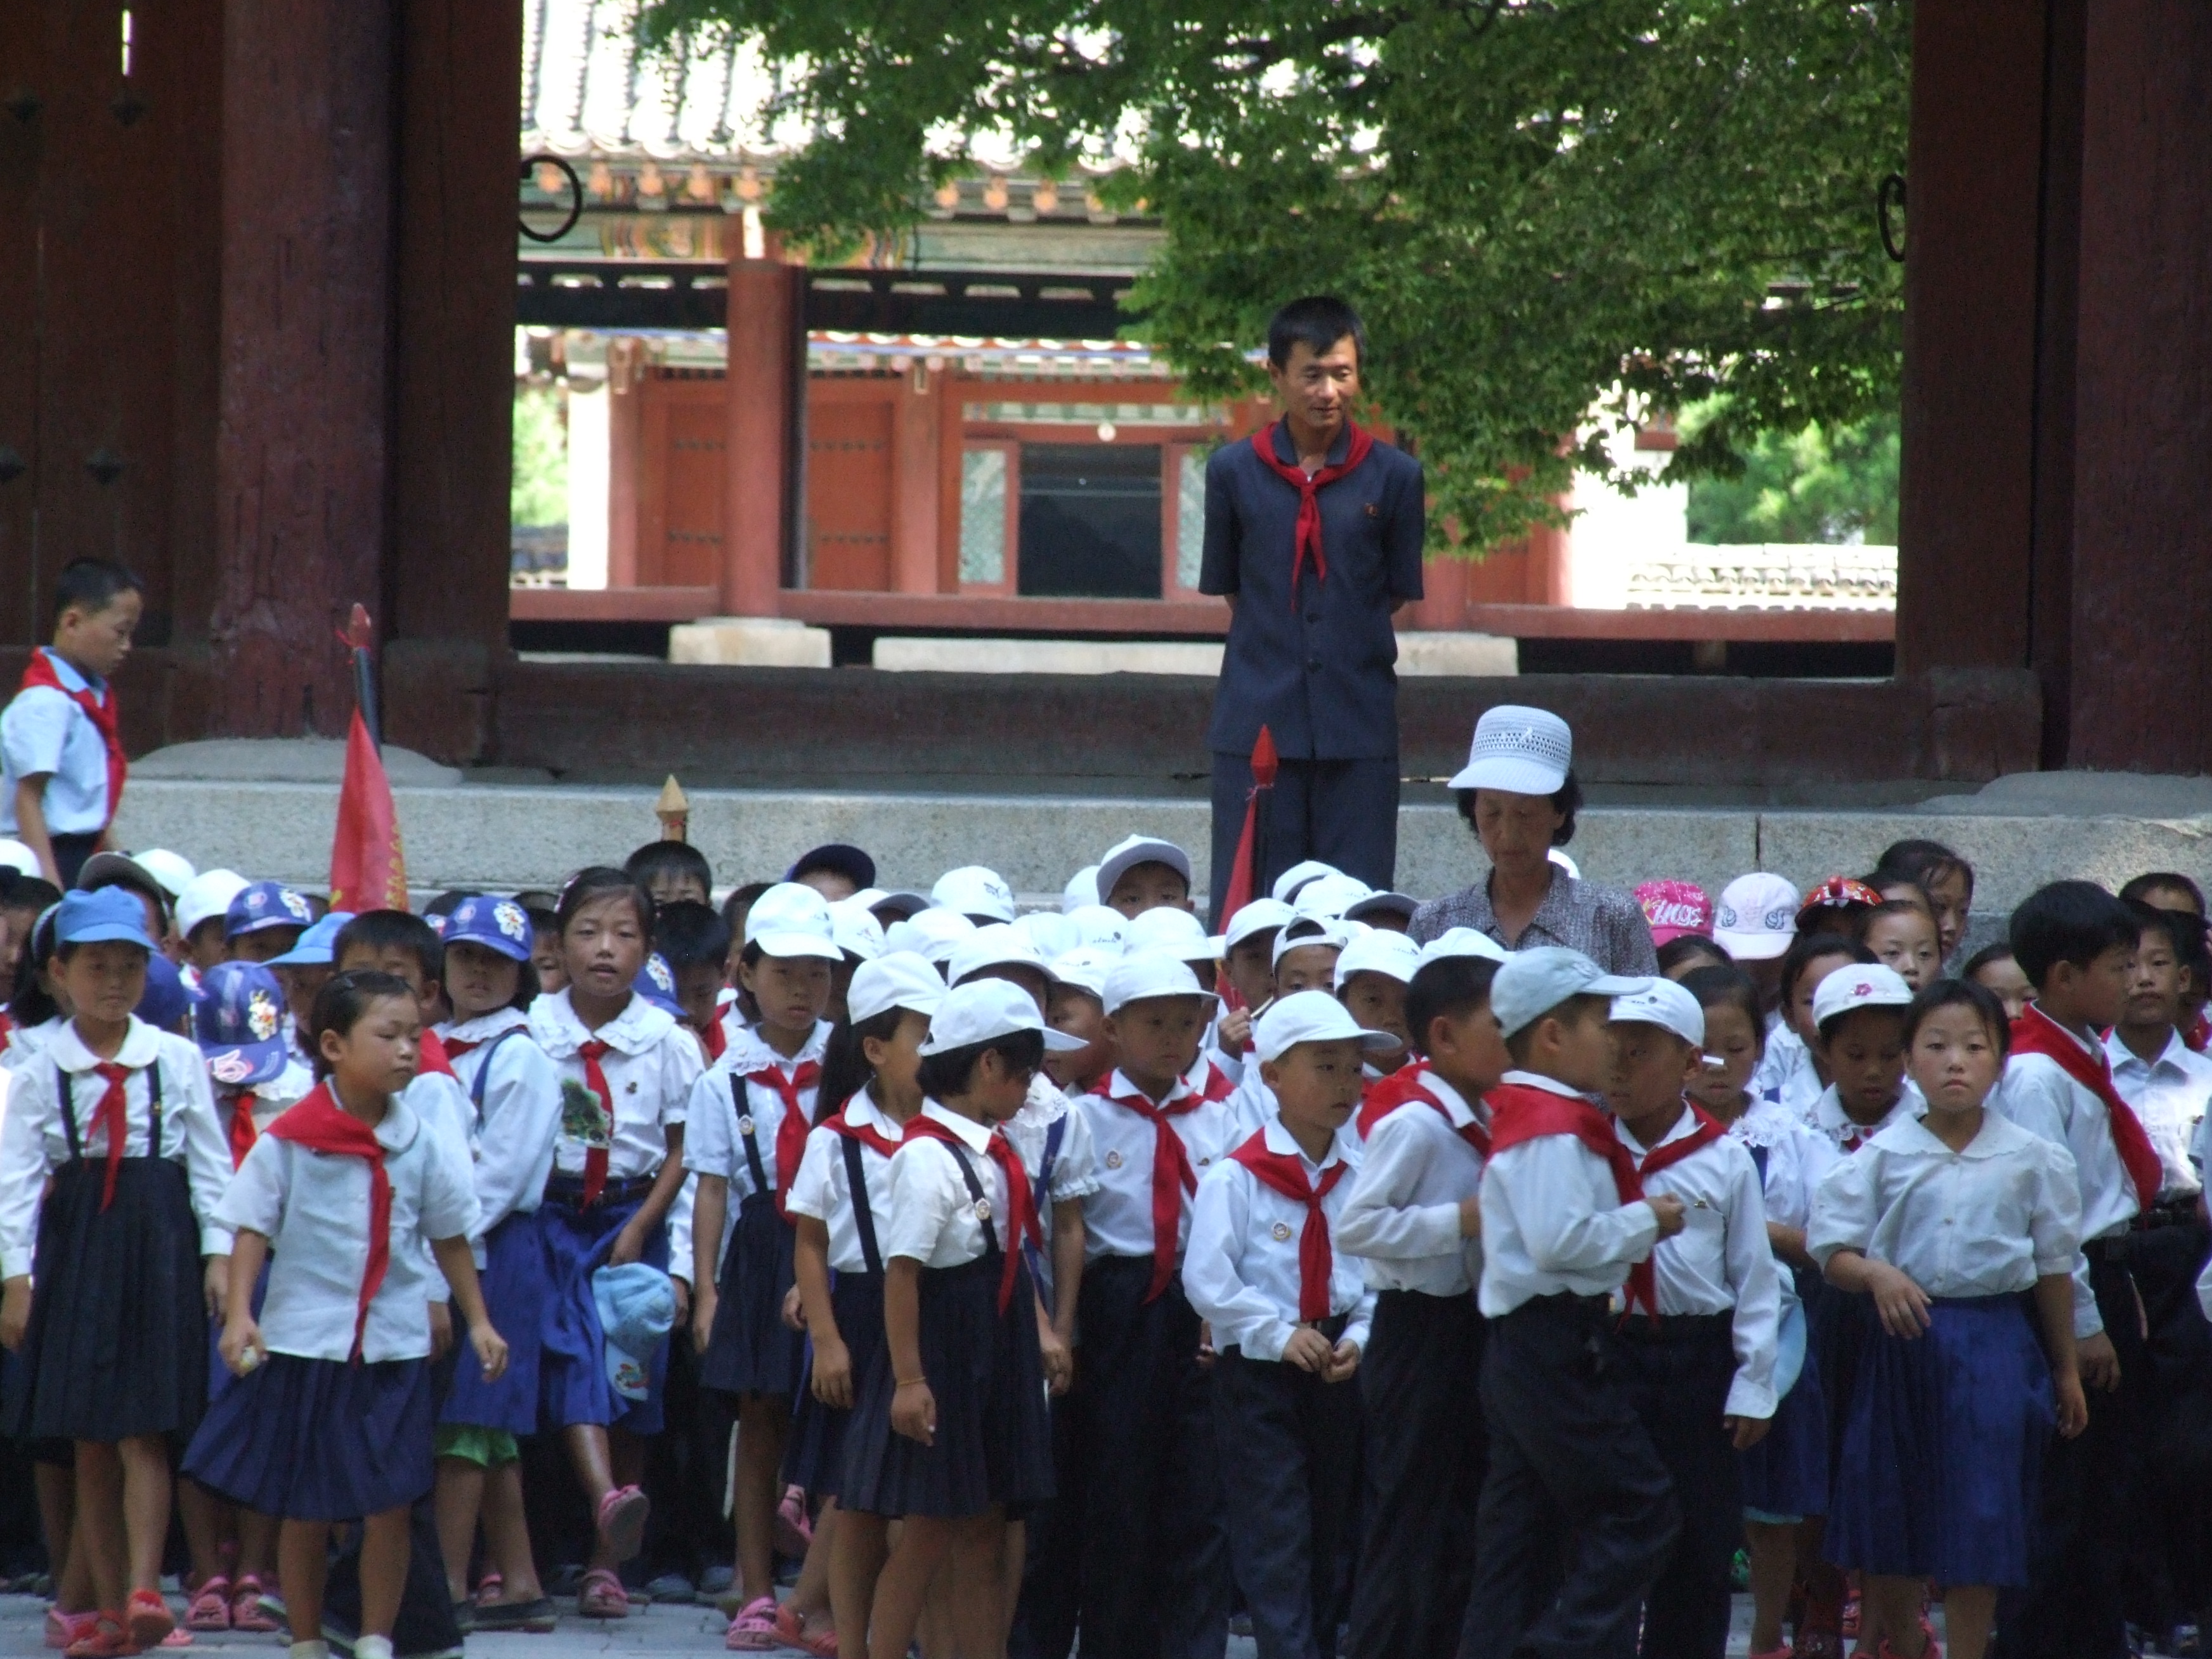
top-left (840, 1132), bottom-right (884, 1275)
top-left (467, 1027), bottom-right (526, 1127)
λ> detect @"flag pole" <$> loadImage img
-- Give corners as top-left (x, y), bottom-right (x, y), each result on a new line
top-left (346, 603), bottom-right (380, 753)
top-left (1214, 724), bottom-right (1278, 932)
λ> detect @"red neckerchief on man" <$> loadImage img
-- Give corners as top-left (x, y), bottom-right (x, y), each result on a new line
top-left (266, 1083), bottom-right (391, 1362)
top-left (1487, 1081), bottom-right (1658, 1315)
top-left (902, 1115), bottom-right (1040, 1312)
top-left (1229, 1130), bottom-right (1351, 1322)
top-left (1091, 1074), bottom-right (1206, 1302)
top-left (1248, 419), bottom-right (1376, 608)
top-left (20, 648), bottom-right (124, 827)
top-left (2011, 1004), bottom-right (2164, 1211)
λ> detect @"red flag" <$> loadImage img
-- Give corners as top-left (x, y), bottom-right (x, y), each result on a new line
top-left (1214, 725), bottom-right (1277, 930)
top-left (329, 708), bottom-right (408, 912)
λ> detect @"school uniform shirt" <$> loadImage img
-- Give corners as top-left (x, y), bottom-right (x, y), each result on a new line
top-left (1476, 1070), bottom-right (1662, 1320)
top-left (682, 1019), bottom-right (833, 1203)
top-left (1750, 1021), bottom-right (1804, 1103)
top-left (217, 1095), bottom-right (481, 1362)
top-left (0, 649), bottom-right (118, 834)
top-left (1079, 1068), bottom-right (1244, 1263)
top-left (665, 1173), bottom-right (735, 1289)
top-left (2105, 1029), bottom-right (2212, 1199)
top-left (1729, 1099), bottom-right (1837, 1233)
top-left (0, 1017), bottom-right (235, 1278)
top-left (0, 1015), bottom-right (64, 1076)
top-left (1807, 1082), bottom-right (1923, 1158)
top-left (212, 1060), bottom-right (317, 1163)
top-left (1226, 1069), bottom-right (1364, 1169)
top-left (786, 1091), bottom-right (908, 1274)
top-left (528, 988), bottom-right (703, 1183)
top-left (438, 1009), bottom-right (563, 1249)
top-left (1335, 1068), bottom-right (1486, 1296)
top-left (1618, 1109), bottom-right (1783, 1421)
top-left (1005, 1074), bottom-right (1102, 1223)
top-left (883, 1102), bottom-right (1015, 1268)
top-left (1183, 1119), bottom-right (1375, 1359)
top-left (1806, 1110), bottom-right (2083, 1300)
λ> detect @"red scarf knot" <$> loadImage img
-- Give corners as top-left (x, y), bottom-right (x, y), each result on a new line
top-left (266, 1084), bottom-right (391, 1362)
top-left (1248, 419), bottom-right (1377, 608)
top-left (575, 1038), bottom-right (616, 1207)
top-left (824, 1097), bottom-right (906, 1160)
top-left (20, 649), bottom-right (124, 826)
top-left (904, 1116), bottom-right (1041, 1313)
top-left (1486, 1081), bottom-right (1659, 1317)
top-left (1091, 1077), bottom-right (1206, 1302)
top-left (746, 1059), bottom-right (822, 1219)
top-left (2010, 1005), bottom-right (2165, 1213)
top-left (1229, 1131), bottom-right (1350, 1323)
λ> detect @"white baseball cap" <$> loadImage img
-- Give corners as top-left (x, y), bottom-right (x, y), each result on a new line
top-left (1062, 866), bottom-right (1102, 914)
top-left (846, 952), bottom-right (947, 1025)
top-left (1272, 860), bottom-right (1342, 906)
top-left (1450, 704), bottom-right (1573, 795)
top-left (1065, 904), bottom-right (1129, 953)
top-left (1095, 835), bottom-right (1192, 905)
top-left (932, 866), bottom-right (1017, 925)
top-left (1123, 906), bottom-right (1223, 963)
top-left (1014, 910), bottom-right (1079, 961)
top-left (921, 977), bottom-right (1086, 1056)
top-left (947, 923), bottom-right (1050, 989)
top-left (1414, 927), bottom-right (1510, 970)
top-left (1334, 928), bottom-right (1421, 990)
top-left (1272, 918), bottom-right (1344, 970)
top-left (1046, 947), bottom-right (1116, 1002)
top-left (1490, 947), bottom-right (1648, 1039)
top-left (0, 839), bottom-right (39, 879)
top-left (1223, 897), bottom-right (1296, 954)
top-left (1343, 890), bottom-right (1417, 927)
top-left (176, 869), bottom-right (250, 938)
top-left (883, 908), bottom-right (977, 965)
top-left (744, 882), bottom-right (841, 961)
top-left (1811, 963), bottom-right (1913, 1031)
top-left (1609, 978), bottom-right (1707, 1047)
top-left (133, 849), bottom-right (197, 900)
top-left (1292, 873), bottom-right (1376, 921)
top-left (1102, 952), bottom-right (1217, 1015)
top-left (1253, 991), bottom-right (1400, 1064)
top-left (829, 899), bottom-right (886, 961)
top-left (1712, 873), bottom-right (1802, 961)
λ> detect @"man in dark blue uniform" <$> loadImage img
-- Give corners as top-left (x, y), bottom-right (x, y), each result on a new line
top-left (1200, 296), bottom-right (1426, 925)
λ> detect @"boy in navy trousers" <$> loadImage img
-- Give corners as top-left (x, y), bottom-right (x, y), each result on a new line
top-left (1200, 296), bottom-right (1425, 921)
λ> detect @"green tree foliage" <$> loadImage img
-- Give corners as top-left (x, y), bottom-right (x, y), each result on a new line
top-left (1686, 405), bottom-right (1898, 545)
top-left (636, 0), bottom-right (1908, 552)
top-left (512, 386), bottom-right (570, 528)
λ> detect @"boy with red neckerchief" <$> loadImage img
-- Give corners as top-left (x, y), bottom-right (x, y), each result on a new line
top-left (1459, 947), bottom-right (1687, 1659)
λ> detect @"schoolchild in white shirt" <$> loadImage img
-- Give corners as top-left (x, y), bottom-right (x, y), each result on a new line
top-left (1604, 978), bottom-right (1779, 1659)
top-left (1763, 933), bottom-right (1872, 1124)
top-left (1812, 977), bottom-right (2088, 1659)
top-left (1211, 898), bottom-right (1295, 1084)
top-left (1459, 949), bottom-right (1687, 1659)
top-left (1336, 927), bottom-right (1419, 1083)
top-left (1337, 938), bottom-right (1507, 1659)
top-left (1072, 953), bottom-right (1240, 1659)
top-left (1225, 921), bottom-right (1348, 1145)
top-left (843, 980), bottom-right (1074, 1659)
top-left (1805, 961), bottom-right (1922, 1157)
top-left (1096, 833), bottom-right (1196, 920)
top-left (527, 868), bottom-right (701, 1616)
top-left (685, 881), bottom-right (838, 1644)
top-left (2107, 901), bottom-right (2212, 1209)
top-left (1186, 992), bottom-right (1386, 1659)
top-left (426, 895), bottom-right (561, 1629)
top-left (0, 890), bottom-right (231, 1659)
top-left (183, 969), bottom-right (505, 1659)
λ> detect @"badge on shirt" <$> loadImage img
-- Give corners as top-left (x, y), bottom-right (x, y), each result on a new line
top-left (974, 1197), bottom-right (993, 1223)
top-left (738, 1116), bottom-right (755, 1135)
top-left (1104, 1149), bottom-right (1124, 1169)
top-left (1272, 1221), bottom-right (1293, 1241)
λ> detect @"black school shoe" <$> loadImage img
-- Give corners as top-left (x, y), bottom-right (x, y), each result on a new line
top-left (471, 1596), bottom-right (559, 1632)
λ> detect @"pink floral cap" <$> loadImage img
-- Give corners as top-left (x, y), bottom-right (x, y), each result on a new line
top-left (1635, 880), bottom-right (1714, 945)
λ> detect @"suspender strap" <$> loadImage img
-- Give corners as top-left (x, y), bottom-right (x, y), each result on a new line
top-left (57, 1065), bottom-right (80, 1161)
top-left (731, 1074), bottom-right (771, 1197)
top-left (840, 1132), bottom-right (885, 1276)
top-left (1747, 1142), bottom-right (1770, 1187)
top-left (1039, 1114), bottom-right (1067, 1200)
top-left (944, 1143), bottom-right (1001, 1257)
top-left (54, 1060), bottom-right (162, 1159)
top-left (467, 1028), bottom-right (525, 1126)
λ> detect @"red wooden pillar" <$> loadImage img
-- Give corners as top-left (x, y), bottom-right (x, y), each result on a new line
top-left (723, 255), bottom-right (800, 614)
top-left (890, 364), bottom-right (942, 594)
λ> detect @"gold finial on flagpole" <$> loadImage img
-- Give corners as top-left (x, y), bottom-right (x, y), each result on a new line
top-left (656, 775), bottom-right (691, 842)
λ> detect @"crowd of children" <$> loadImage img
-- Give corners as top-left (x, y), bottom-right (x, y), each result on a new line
top-left (4, 568), bottom-right (2212, 1659)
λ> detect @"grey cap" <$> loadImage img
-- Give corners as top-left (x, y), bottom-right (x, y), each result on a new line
top-left (1489, 946), bottom-right (1649, 1039)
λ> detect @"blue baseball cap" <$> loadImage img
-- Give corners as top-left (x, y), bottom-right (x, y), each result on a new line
top-left (135, 955), bottom-right (204, 1032)
top-left (266, 911), bottom-right (353, 968)
top-left (54, 887), bottom-right (155, 950)
top-left (633, 952), bottom-right (684, 1015)
top-left (592, 1263), bottom-right (677, 1401)
top-left (225, 881), bottom-right (316, 938)
top-left (442, 895), bottom-right (536, 963)
top-left (194, 961), bottom-right (292, 1089)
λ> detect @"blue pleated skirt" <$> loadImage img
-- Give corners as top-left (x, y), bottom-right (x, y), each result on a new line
top-left (182, 1354), bottom-right (435, 1521)
top-left (783, 1270), bottom-right (885, 1500)
top-left (841, 1252), bottom-right (1054, 1521)
top-left (699, 1190), bottom-right (806, 1400)
top-left (1826, 1294), bottom-right (2052, 1585)
top-left (439, 1212), bottom-right (546, 1435)
top-left (535, 1192), bottom-right (669, 1436)
top-left (1741, 1268), bottom-right (1830, 1522)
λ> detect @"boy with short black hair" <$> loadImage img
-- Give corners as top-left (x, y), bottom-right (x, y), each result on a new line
top-left (1095, 835), bottom-right (1195, 920)
top-left (1, 558), bottom-right (143, 886)
top-left (625, 841), bottom-right (713, 910)
top-left (1459, 948), bottom-right (1686, 1659)
top-left (653, 899), bottom-right (734, 1062)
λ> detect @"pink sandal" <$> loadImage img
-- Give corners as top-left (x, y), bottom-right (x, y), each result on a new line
top-left (228, 1576), bottom-right (280, 1634)
top-left (45, 1610), bottom-right (103, 1651)
top-left (723, 1595), bottom-right (782, 1651)
top-left (594, 1485), bottom-right (651, 1563)
top-left (774, 1486), bottom-right (813, 1558)
top-left (771, 1601), bottom-right (839, 1657)
top-left (184, 1578), bottom-right (231, 1633)
top-left (474, 1573), bottom-right (505, 1608)
top-left (576, 1568), bottom-right (629, 1620)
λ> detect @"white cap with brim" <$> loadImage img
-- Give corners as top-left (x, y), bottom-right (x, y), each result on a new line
top-left (932, 866), bottom-right (1017, 925)
top-left (947, 923), bottom-right (1050, 988)
top-left (1122, 906), bottom-right (1223, 963)
top-left (1046, 947), bottom-right (1116, 1001)
top-left (1449, 704), bottom-right (1573, 795)
top-left (744, 882), bottom-right (841, 961)
top-left (1489, 947), bottom-right (1648, 1039)
top-left (1223, 897), bottom-right (1296, 954)
top-left (1253, 991), bottom-right (1401, 1064)
top-left (1343, 890), bottom-right (1418, 925)
top-left (1062, 866), bottom-right (1102, 914)
top-left (0, 838), bottom-right (39, 879)
top-left (1609, 978), bottom-right (1707, 1047)
top-left (1102, 952), bottom-right (1218, 1015)
top-left (921, 977), bottom-right (1087, 1055)
top-left (829, 899), bottom-right (886, 961)
top-left (1095, 836), bottom-right (1192, 906)
top-left (1064, 904), bottom-right (1128, 953)
top-left (1292, 873), bottom-right (1376, 921)
top-left (1334, 928), bottom-right (1421, 990)
top-left (883, 908), bottom-right (977, 965)
top-left (846, 951), bottom-right (947, 1025)
top-left (1015, 911), bottom-right (1079, 961)
top-left (1712, 872), bottom-right (1803, 961)
top-left (175, 870), bottom-right (250, 939)
top-left (1415, 927), bottom-right (1510, 970)
top-left (133, 849), bottom-right (197, 901)
top-left (1271, 860), bottom-right (1342, 906)
top-left (1272, 918), bottom-right (1344, 970)
top-left (1811, 963), bottom-right (1914, 1031)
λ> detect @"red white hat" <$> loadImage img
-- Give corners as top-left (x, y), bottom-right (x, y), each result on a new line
top-left (1635, 880), bottom-right (1715, 946)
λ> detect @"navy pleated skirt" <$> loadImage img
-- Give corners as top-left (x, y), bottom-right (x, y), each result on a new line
top-left (783, 1270), bottom-right (885, 1500)
top-left (4, 1159), bottom-right (206, 1444)
top-left (699, 1190), bottom-right (806, 1400)
top-left (536, 1191), bottom-right (670, 1436)
top-left (1826, 1294), bottom-right (2052, 1586)
top-left (1740, 1268), bottom-right (1830, 1522)
top-left (204, 1258), bottom-right (273, 1410)
top-left (183, 1354), bottom-right (436, 1522)
top-left (842, 1251), bottom-right (1053, 1521)
top-left (440, 1212), bottom-right (545, 1435)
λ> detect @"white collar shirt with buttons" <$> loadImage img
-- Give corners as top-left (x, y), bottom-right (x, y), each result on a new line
top-left (0, 649), bottom-right (117, 834)
top-left (1809, 1081), bottom-right (1923, 1157)
top-left (213, 1058), bottom-right (316, 1155)
top-left (216, 1094), bottom-right (481, 1363)
top-left (1005, 1074), bottom-right (1101, 1213)
top-left (1731, 1099), bottom-right (1837, 1232)
top-left (1183, 1117), bottom-right (1374, 1361)
top-left (1077, 1069), bottom-right (1242, 1262)
top-left (882, 1102), bottom-right (1014, 1270)
top-left (436, 1008), bottom-right (562, 1247)
top-left (2105, 1027), bottom-right (2212, 1199)
top-left (683, 1020), bottom-right (832, 1201)
top-left (1619, 1107), bottom-right (1783, 1421)
top-left (786, 1089), bottom-right (909, 1275)
top-left (0, 1014), bottom-right (65, 1075)
top-left (1336, 1067), bottom-right (1486, 1296)
top-left (1750, 1020), bottom-right (1804, 1103)
top-left (0, 1017), bottom-right (235, 1277)
top-left (1477, 1070), bottom-right (1662, 1319)
top-left (1808, 1109), bottom-right (2082, 1303)
top-left (529, 989), bottom-right (703, 1181)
